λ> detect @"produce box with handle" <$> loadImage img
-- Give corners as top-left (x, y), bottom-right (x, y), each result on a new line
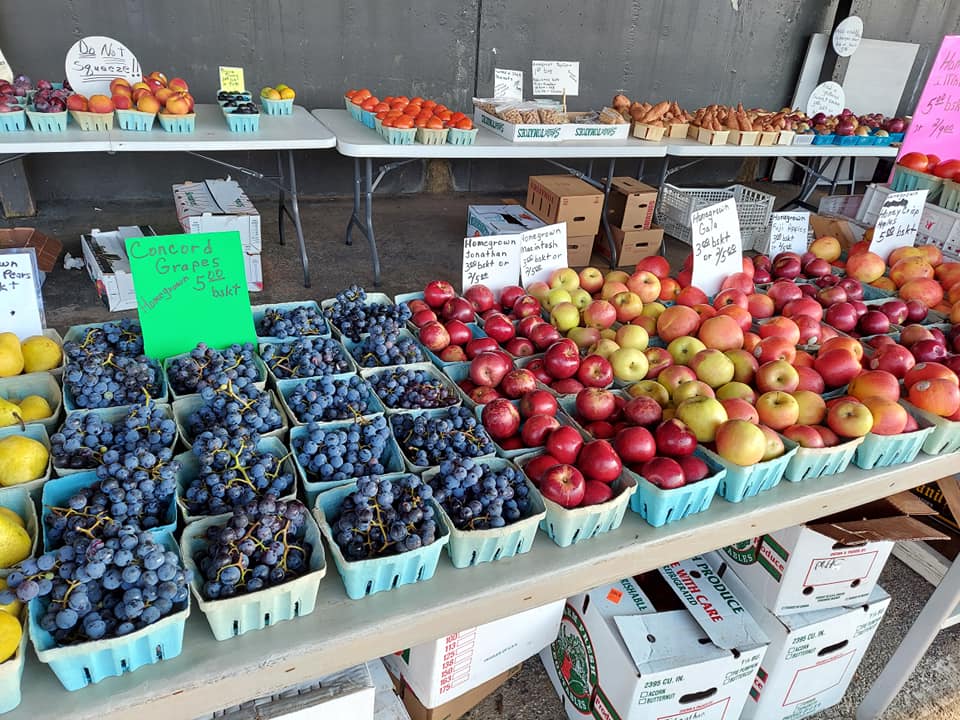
top-left (382, 600), bottom-right (563, 708)
top-left (172, 179), bottom-right (261, 253)
top-left (526, 175), bottom-right (604, 238)
top-left (595, 225), bottom-right (663, 267)
top-left (80, 225), bottom-right (157, 312)
top-left (604, 177), bottom-right (658, 231)
top-left (388, 662), bottom-right (521, 720)
top-left (721, 492), bottom-right (947, 616)
top-left (540, 555), bottom-right (768, 720)
top-left (0, 228), bottom-right (62, 273)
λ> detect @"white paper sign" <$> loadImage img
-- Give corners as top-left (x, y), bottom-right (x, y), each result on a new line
top-left (869, 190), bottom-right (926, 260)
top-left (768, 211), bottom-right (810, 257)
top-left (0, 249), bottom-right (44, 340)
top-left (531, 61), bottom-right (579, 96)
top-left (0, 46), bottom-right (12, 84)
top-left (462, 235), bottom-right (521, 293)
top-left (832, 16), bottom-right (864, 57)
top-left (520, 223), bottom-right (567, 286)
top-left (806, 81), bottom-right (845, 117)
top-left (494, 68), bottom-right (523, 100)
top-left (691, 199), bottom-right (743, 296)
top-left (65, 36), bottom-right (141, 98)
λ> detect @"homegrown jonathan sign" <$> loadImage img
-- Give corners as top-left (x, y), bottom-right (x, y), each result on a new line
top-left (126, 231), bottom-right (255, 359)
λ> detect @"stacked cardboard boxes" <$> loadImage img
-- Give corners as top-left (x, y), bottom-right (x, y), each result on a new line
top-left (599, 177), bottom-right (664, 267)
top-left (526, 175), bottom-right (603, 266)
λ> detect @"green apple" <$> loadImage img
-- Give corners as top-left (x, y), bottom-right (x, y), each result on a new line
top-left (667, 336), bottom-right (707, 366)
top-left (550, 302), bottom-right (581, 333)
top-left (675, 396), bottom-right (729, 442)
top-left (609, 347), bottom-right (649, 383)
top-left (588, 338), bottom-right (621, 360)
top-left (627, 379), bottom-right (671, 407)
top-left (544, 288), bottom-right (572, 311)
top-left (688, 349), bottom-right (735, 389)
top-left (615, 324), bottom-right (649, 351)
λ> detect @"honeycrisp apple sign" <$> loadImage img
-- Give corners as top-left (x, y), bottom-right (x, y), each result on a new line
top-left (691, 198), bottom-right (743, 296)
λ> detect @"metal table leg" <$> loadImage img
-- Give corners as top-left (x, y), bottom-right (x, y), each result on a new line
top-left (276, 152), bottom-right (286, 246)
top-left (346, 158), bottom-right (362, 247)
top-left (363, 157), bottom-right (381, 285)
top-left (282, 150), bottom-right (310, 288)
top-left (600, 159), bottom-right (618, 267)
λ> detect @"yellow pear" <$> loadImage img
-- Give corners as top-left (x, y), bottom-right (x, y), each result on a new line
top-left (0, 507), bottom-right (23, 528)
top-left (21, 335), bottom-right (61, 373)
top-left (17, 395), bottom-right (51, 422)
top-left (0, 398), bottom-right (22, 429)
top-left (0, 333), bottom-right (22, 377)
top-left (0, 435), bottom-right (48, 486)
top-left (0, 514), bottom-right (30, 568)
top-left (0, 578), bottom-right (22, 617)
top-left (0, 610), bottom-right (21, 663)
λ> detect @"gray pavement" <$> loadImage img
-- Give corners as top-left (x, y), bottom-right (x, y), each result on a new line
top-left (19, 193), bottom-right (960, 720)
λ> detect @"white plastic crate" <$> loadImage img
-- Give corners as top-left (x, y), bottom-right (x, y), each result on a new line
top-left (655, 183), bottom-right (775, 249)
top-left (858, 183), bottom-right (960, 257)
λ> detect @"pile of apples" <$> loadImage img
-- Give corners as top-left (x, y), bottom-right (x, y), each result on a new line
top-left (866, 323), bottom-right (959, 376)
top-left (480, 393), bottom-right (567, 455)
top-left (107, 72), bottom-right (194, 116)
top-left (521, 430), bottom-right (623, 509)
top-left (840, 242), bottom-right (949, 312)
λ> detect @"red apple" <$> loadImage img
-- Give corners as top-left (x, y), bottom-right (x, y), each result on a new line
top-left (582, 479), bottom-right (614, 505)
top-left (814, 349), bottom-right (862, 388)
top-left (582, 299), bottom-right (617, 329)
top-left (465, 336), bottom-right (499, 358)
top-left (543, 339), bottom-right (581, 380)
top-left (796, 366), bottom-right (826, 394)
top-left (521, 414), bottom-right (561, 447)
top-left (483, 313), bottom-right (515, 343)
top-left (613, 426), bottom-right (656, 465)
top-left (857, 310), bottom-right (891, 336)
top-left (640, 456), bottom-right (686, 489)
top-left (524, 453), bottom-right (560, 483)
top-left (520, 389), bottom-right (558, 418)
top-left (469, 351), bottom-right (512, 387)
top-left (440, 346), bottom-right (468, 362)
top-left (481, 398), bottom-right (521, 439)
top-left (539, 464), bottom-right (586, 508)
top-left (419, 321), bottom-right (451, 351)
top-left (825, 302), bottom-right (858, 332)
top-left (869, 344), bottom-right (916, 378)
top-left (838, 277), bottom-right (864, 301)
top-left (577, 354), bottom-right (614, 388)
top-left (654, 418), bottom-right (697, 457)
top-left (412, 308), bottom-right (438, 327)
top-left (424, 280), bottom-right (456, 308)
top-left (500, 285), bottom-right (525, 311)
top-left (905, 299), bottom-right (929, 323)
top-left (500, 369), bottom-right (538, 398)
top-left (623, 396), bottom-right (663, 426)
top-left (677, 454), bottom-right (709, 483)
top-left (585, 421), bottom-right (616, 438)
top-left (551, 378), bottom-right (585, 395)
top-left (577, 439), bottom-right (622, 483)
top-left (912, 339), bottom-right (948, 363)
top-left (575, 388), bottom-right (618, 422)
top-left (513, 295), bottom-right (542, 319)
top-left (464, 285), bottom-right (495, 313)
top-left (636, 255), bottom-right (671, 279)
top-left (441, 297), bottom-right (475, 322)
top-left (517, 315), bottom-right (544, 338)
top-left (470, 386), bottom-right (500, 404)
top-left (504, 337), bottom-right (535, 357)
top-left (644, 347), bottom-right (674, 379)
top-left (545, 425), bottom-right (584, 463)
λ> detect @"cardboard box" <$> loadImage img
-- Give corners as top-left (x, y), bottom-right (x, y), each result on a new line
top-left (596, 225), bottom-right (663, 267)
top-left (173, 179), bottom-right (262, 253)
top-left (566, 235), bottom-right (595, 267)
top-left (80, 226), bottom-right (156, 312)
top-left (911, 479), bottom-right (960, 533)
top-left (526, 175), bottom-right (604, 238)
top-left (541, 556), bottom-right (769, 720)
top-left (809, 213), bottom-right (865, 252)
top-left (722, 493), bottom-right (947, 616)
top-left (466, 205), bottom-right (545, 237)
top-left (382, 601), bottom-right (562, 709)
top-left (0, 228), bottom-right (62, 272)
top-left (705, 553), bottom-right (890, 720)
top-left (605, 177), bottom-right (657, 231)
top-left (388, 664), bottom-right (520, 720)
top-left (244, 251), bottom-right (263, 292)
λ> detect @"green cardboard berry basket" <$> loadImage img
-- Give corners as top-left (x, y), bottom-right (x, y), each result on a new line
top-left (422, 458), bottom-right (546, 567)
top-left (782, 435), bottom-right (865, 482)
top-left (0, 424), bottom-right (51, 502)
top-left (179, 506), bottom-right (326, 640)
top-left (0, 606), bottom-right (28, 712)
top-left (627, 447), bottom-right (725, 528)
top-left (516, 453), bottom-right (637, 548)
top-left (29, 535), bottom-right (189, 691)
top-left (0, 371), bottom-right (62, 434)
top-left (0, 486), bottom-right (39, 577)
top-left (903, 400), bottom-right (960, 456)
top-left (700, 439), bottom-right (799, 502)
top-left (854, 402), bottom-right (936, 470)
top-left (51, 402), bottom-right (177, 477)
top-left (174, 436), bottom-right (298, 525)
top-left (172, 390), bottom-right (287, 449)
top-left (313, 479), bottom-right (450, 599)
top-left (276, 374), bottom-right (385, 427)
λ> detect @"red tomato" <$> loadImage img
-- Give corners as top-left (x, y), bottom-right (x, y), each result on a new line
top-left (450, 111), bottom-right (467, 123)
top-left (394, 115), bottom-right (414, 129)
top-left (934, 160), bottom-right (960, 179)
top-left (899, 152), bottom-right (930, 172)
top-left (455, 118), bottom-right (473, 130)
top-left (926, 154), bottom-right (942, 171)
top-left (422, 100), bottom-right (437, 110)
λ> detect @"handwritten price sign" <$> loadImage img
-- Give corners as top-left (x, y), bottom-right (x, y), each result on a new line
top-left (868, 190), bottom-right (926, 260)
top-left (767, 211), bottom-right (810, 257)
top-left (494, 68), bottom-right (523, 100)
top-left (531, 61), bottom-right (579, 96)
top-left (462, 235), bottom-right (520, 293)
top-left (691, 199), bottom-right (743, 296)
top-left (899, 36), bottom-right (960, 156)
top-left (0, 249), bottom-right (44, 340)
top-left (519, 223), bottom-right (567, 285)
top-left (127, 231), bottom-right (255, 359)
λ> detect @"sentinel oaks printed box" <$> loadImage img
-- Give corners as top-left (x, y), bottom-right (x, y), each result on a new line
top-left (541, 556), bottom-right (768, 720)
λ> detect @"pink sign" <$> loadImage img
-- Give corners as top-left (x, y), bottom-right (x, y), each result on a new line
top-left (898, 35), bottom-right (960, 161)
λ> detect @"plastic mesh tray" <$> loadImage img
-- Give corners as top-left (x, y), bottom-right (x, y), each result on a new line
top-left (655, 183), bottom-right (775, 248)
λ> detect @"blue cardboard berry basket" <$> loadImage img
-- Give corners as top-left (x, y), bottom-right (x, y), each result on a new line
top-left (0, 606), bottom-right (28, 713)
top-left (854, 402), bottom-right (936, 470)
top-left (321, 292), bottom-right (395, 339)
top-left (62, 358), bottom-right (168, 413)
top-left (51, 402), bottom-right (177, 478)
top-left (0, 372), bottom-right (62, 434)
top-left (179, 506), bottom-right (326, 640)
top-left (162, 350), bottom-right (268, 401)
top-left (0, 424), bottom-right (52, 503)
top-left (115, 108), bottom-right (156, 132)
top-left (172, 390), bottom-right (288, 450)
top-left (362, 362), bottom-right (462, 415)
top-left (421, 458), bottom-right (546, 568)
top-left (700, 439), bottom-right (799, 503)
top-left (0, 109), bottom-right (26, 132)
top-left (223, 109), bottom-right (261, 133)
top-left (28, 533), bottom-right (189, 691)
top-left (251, 301), bottom-right (330, 342)
top-left (174, 436), bottom-right (298, 525)
top-left (290, 420), bottom-right (405, 506)
top-left (40, 470), bottom-right (178, 548)
top-left (903, 400), bottom-right (960, 456)
top-left (516, 452), bottom-right (636, 547)
top-left (628, 448), bottom-right (725, 528)
top-left (782, 434), bottom-right (865, 482)
top-left (157, 112), bottom-right (196, 133)
top-left (260, 97), bottom-right (294, 116)
top-left (0, 486), bottom-right (39, 577)
top-left (472, 402), bottom-right (579, 460)
top-left (313, 479), bottom-right (450, 599)
top-left (276, 374), bottom-right (385, 427)
top-left (390, 407), bottom-right (497, 473)
top-left (26, 109), bottom-right (67, 133)
top-left (259, 337), bottom-right (357, 385)
top-left (62, 320), bottom-right (141, 347)
top-left (419, 323), bottom-right (488, 369)
top-left (344, 328), bottom-right (429, 370)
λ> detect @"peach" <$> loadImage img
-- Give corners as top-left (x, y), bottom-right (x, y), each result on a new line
top-left (845, 251), bottom-right (886, 283)
top-left (935, 262), bottom-right (960, 287)
top-left (862, 397), bottom-right (909, 435)
top-left (698, 315), bottom-right (744, 352)
top-left (147, 71), bottom-right (168, 85)
top-left (111, 84), bottom-right (132, 98)
top-left (870, 277), bottom-right (898, 292)
top-left (810, 236), bottom-right (842, 262)
top-left (181, 92), bottom-right (195, 112)
top-left (909, 378), bottom-right (960, 417)
top-left (889, 257), bottom-right (934, 287)
top-left (154, 87), bottom-right (175, 104)
top-left (111, 93), bottom-right (132, 109)
top-left (132, 87), bottom-right (152, 103)
top-left (87, 95), bottom-right (114, 113)
top-left (167, 77), bottom-right (189, 93)
top-left (136, 94), bottom-right (161, 114)
top-left (66, 94), bottom-right (88, 111)
top-left (109, 78), bottom-right (131, 93)
top-left (146, 78), bottom-right (165, 93)
top-left (131, 81), bottom-right (151, 92)
top-left (848, 369), bottom-right (901, 403)
top-left (656, 305), bottom-right (701, 342)
top-left (899, 277), bottom-right (944, 308)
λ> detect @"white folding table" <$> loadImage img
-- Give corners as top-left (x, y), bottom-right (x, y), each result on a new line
top-left (0, 105), bottom-right (337, 287)
top-left (662, 137), bottom-right (900, 208)
top-left (312, 109), bottom-right (668, 283)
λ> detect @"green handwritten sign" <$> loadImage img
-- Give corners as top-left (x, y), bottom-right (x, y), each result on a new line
top-left (126, 231), bottom-right (255, 359)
